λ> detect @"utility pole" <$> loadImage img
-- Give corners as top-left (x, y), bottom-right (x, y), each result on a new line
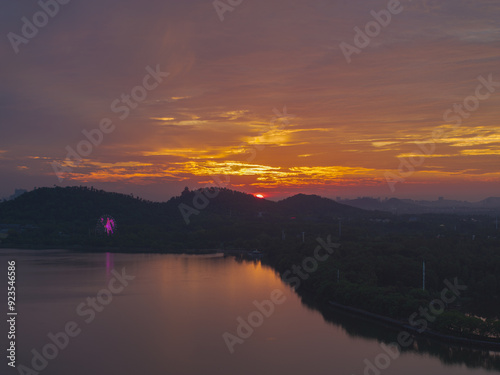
top-left (422, 261), bottom-right (426, 291)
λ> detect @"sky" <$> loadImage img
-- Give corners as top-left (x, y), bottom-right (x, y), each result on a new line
top-left (1, 0), bottom-right (499, 202)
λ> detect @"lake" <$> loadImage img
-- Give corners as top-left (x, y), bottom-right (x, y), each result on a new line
top-left (1, 249), bottom-right (499, 375)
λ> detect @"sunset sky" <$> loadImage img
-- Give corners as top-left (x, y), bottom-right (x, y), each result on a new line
top-left (1, 0), bottom-right (499, 201)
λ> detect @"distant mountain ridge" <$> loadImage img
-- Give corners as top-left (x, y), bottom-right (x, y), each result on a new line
top-left (2, 187), bottom-right (498, 224)
top-left (340, 196), bottom-right (500, 215)
top-left (0, 186), bottom-right (366, 228)
top-left (167, 188), bottom-right (364, 220)
top-left (0, 186), bottom-right (371, 249)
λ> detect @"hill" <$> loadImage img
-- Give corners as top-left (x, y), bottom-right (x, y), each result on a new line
top-left (0, 186), bottom-right (366, 249)
top-left (276, 193), bottom-right (363, 218)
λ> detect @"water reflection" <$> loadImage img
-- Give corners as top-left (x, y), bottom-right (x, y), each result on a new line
top-left (1, 249), bottom-right (498, 375)
top-left (298, 293), bottom-right (500, 371)
top-left (106, 252), bottom-right (114, 277)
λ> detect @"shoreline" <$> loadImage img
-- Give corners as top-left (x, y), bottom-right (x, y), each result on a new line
top-left (2, 246), bottom-right (499, 351)
top-left (0, 245), bottom-right (223, 254)
top-left (328, 300), bottom-right (500, 351)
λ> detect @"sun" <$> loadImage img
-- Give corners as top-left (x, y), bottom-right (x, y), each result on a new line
top-left (255, 194), bottom-right (265, 199)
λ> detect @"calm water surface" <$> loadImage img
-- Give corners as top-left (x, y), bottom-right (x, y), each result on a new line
top-left (1, 249), bottom-right (499, 375)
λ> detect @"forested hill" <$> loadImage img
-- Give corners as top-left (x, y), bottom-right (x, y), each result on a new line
top-left (0, 186), bottom-right (162, 226)
top-left (0, 186), bottom-right (368, 249)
